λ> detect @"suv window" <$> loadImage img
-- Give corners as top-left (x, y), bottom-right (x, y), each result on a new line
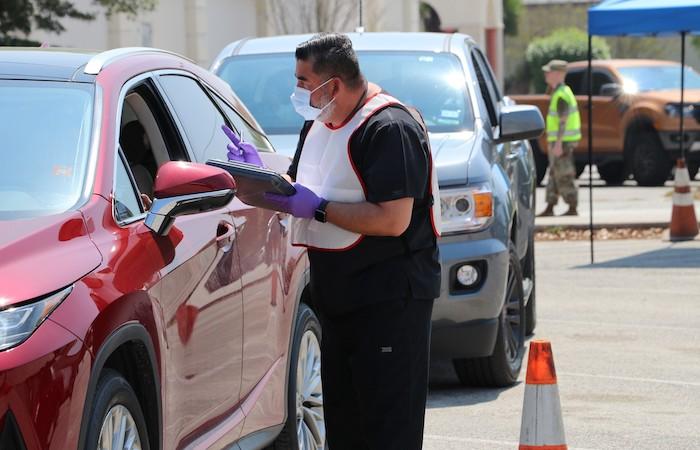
top-left (114, 151), bottom-right (143, 223)
top-left (593, 71), bottom-right (615, 96)
top-left (157, 74), bottom-right (231, 163)
top-left (208, 91), bottom-right (274, 154)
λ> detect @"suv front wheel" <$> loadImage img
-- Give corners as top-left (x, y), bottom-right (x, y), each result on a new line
top-left (270, 303), bottom-right (325, 450)
top-left (453, 242), bottom-right (526, 387)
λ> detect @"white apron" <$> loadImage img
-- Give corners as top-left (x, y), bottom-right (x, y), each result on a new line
top-left (292, 93), bottom-right (441, 251)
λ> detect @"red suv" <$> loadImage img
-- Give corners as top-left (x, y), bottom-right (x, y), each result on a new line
top-left (0, 48), bottom-right (324, 450)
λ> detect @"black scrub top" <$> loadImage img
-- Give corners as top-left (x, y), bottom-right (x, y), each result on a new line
top-left (288, 104), bottom-right (441, 317)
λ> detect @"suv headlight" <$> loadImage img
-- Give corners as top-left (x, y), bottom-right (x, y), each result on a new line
top-left (0, 286), bottom-right (72, 351)
top-left (440, 183), bottom-right (494, 235)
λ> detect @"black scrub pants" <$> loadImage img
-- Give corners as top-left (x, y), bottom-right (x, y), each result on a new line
top-left (319, 297), bottom-right (434, 450)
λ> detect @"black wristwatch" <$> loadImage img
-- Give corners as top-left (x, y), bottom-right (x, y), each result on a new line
top-left (315, 199), bottom-right (329, 223)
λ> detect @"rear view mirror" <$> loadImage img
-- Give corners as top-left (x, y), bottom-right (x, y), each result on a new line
top-left (600, 83), bottom-right (622, 97)
top-left (145, 161), bottom-right (236, 236)
top-left (495, 105), bottom-right (545, 144)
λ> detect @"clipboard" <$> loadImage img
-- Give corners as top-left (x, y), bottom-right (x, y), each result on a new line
top-left (206, 159), bottom-right (296, 209)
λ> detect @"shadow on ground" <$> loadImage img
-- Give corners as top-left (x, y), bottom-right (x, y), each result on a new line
top-left (574, 245), bottom-right (700, 269)
top-left (427, 357), bottom-right (520, 409)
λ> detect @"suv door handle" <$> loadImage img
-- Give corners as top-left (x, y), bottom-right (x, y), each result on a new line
top-left (216, 221), bottom-right (236, 252)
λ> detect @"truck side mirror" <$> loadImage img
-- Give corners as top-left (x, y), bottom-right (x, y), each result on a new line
top-left (495, 105), bottom-right (545, 144)
top-left (600, 83), bottom-right (622, 97)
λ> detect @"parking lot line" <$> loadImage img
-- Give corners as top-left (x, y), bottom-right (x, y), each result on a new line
top-left (559, 371), bottom-right (700, 388)
top-left (539, 318), bottom-right (700, 333)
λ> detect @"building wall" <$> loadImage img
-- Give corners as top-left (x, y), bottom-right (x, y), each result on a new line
top-left (424, 0), bottom-right (504, 85)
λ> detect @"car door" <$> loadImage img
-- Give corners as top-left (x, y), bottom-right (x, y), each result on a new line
top-left (202, 86), bottom-right (290, 431)
top-left (470, 48), bottom-right (531, 256)
top-left (568, 68), bottom-right (623, 153)
top-left (124, 74), bottom-right (245, 447)
top-left (154, 72), bottom-right (288, 434)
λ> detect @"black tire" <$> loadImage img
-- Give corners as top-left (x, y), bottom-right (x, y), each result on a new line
top-left (453, 242), bottom-right (526, 387)
top-left (688, 161), bottom-right (699, 180)
top-left (523, 235), bottom-right (537, 336)
top-left (632, 130), bottom-right (672, 186)
top-left (575, 161), bottom-right (587, 179)
top-left (597, 161), bottom-right (626, 185)
top-left (85, 369), bottom-right (151, 450)
top-left (531, 139), bottom-right (548, 186)
top-left (270, 303), bottom-right (324, 450)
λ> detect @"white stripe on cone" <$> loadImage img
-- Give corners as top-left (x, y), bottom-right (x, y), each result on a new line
top-left (519, 384), bottom-right (566, 447)
top-left (672, 192), bottom-right (695, 207)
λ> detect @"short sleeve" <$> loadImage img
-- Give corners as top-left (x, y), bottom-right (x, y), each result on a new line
top-left (359, 109), bottom-right (429, 204)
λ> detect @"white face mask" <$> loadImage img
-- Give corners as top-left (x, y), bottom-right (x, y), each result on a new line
top-left (290, 78), bottom-right (336, 121)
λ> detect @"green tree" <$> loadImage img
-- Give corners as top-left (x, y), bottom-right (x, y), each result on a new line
top-left (0, 0), bottom-right (156, 46)
top-left (526, 27), bottom-right (611, 93)
top-left (503, 0), bottom-right (521, 36)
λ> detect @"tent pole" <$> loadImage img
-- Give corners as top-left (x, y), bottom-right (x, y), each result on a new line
top-left (681, 31), bottom-right (687, 161)
top-left (587, 34), bottom-right (594, 264)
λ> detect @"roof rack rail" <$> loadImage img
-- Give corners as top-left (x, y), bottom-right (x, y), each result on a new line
top-left (84, 47), bottom-right (191, 75)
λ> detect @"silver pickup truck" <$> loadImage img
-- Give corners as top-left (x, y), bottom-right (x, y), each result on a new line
top-left (212, 32), bottom-right (544, 387)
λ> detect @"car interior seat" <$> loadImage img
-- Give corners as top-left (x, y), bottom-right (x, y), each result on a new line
top-left (119, 121), bottom-right (156, 198)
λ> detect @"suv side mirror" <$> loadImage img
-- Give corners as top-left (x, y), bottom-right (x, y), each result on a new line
top-left (145, 161), bottom-right (236, 236)
top-left (495, 105), bottom-right (545, 144)
top-left (600, 83), bottom-right (622, 97)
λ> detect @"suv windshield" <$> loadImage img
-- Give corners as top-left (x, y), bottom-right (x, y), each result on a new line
top-left (0, 80), bottom-right (94, 220)
top-left (217, 51), bottom-right (473, 135)
top-left (617, 65), bottom-right (700, 92)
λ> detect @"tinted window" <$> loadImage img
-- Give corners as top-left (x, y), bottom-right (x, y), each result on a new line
top-left (593, 71), bottom-right (614, 95)
top-left (209, 91), bottom-right (274, 153)
top-left (158, 75), bottom-right (231, 162)
top-left (471, 50), bottom-right (499, 126)
top-left (114, 152), bottom-right (143, 222)
top-left (0, 80), bottom-right (93, 220)
top-left (217, 51), bottom-right (474, 134)
top-left (617, 65), bottom-right (700, 92)
top-left (565, 71), bottom-right (584, 95)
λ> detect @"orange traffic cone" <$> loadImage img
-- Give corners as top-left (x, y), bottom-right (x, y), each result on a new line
top-left (669, 158), bottom-right (699, 241)
top-left (519, 340), bottom-right (567, 450)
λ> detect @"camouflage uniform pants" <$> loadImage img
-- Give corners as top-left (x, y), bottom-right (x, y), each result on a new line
top-left (545, 141), bottom-right (578, 207)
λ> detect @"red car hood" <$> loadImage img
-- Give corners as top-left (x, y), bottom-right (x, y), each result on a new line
top-left (0, 211), bottom-right (102, 305)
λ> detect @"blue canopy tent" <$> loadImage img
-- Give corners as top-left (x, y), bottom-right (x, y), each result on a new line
top-left (583, 0), bottom-right (700, 262)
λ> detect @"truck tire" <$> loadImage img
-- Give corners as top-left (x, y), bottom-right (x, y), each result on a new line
top-left (452, 243), bottom-right (526, 387)
top-left (531, 139), bottom-right (548, 186)
top-left (597, 161), bottom-right (626, 185)
top-left (523, 234), bottom-right (536, 336)
top-left (632, 130), bottom-right (672, 186)
top-left (688, 162), bottom-right (699, 180)
top-left (575, 161), bottom-right (587, 179)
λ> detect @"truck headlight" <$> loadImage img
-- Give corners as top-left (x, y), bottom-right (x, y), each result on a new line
top-left (0, 286), bottom-right (72, 351)
top-left (440, 183), bottom-right (494, 234)
top-left (665, 103), bottom-right (695, 118)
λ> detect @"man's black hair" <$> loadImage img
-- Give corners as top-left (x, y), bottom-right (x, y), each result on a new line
top-left (295, 33), bottom-right (364, 89)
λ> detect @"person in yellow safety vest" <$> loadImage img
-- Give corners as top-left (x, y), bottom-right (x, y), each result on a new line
top-left (538, 59), bottom-right (581, 217)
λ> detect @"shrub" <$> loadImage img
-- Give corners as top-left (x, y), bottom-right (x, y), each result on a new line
top-left (526, 28), bottom-right (611, 93)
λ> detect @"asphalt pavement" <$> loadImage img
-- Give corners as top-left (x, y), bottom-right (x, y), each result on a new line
top-left (424, 239), bottom-right (700, 450)
top-left (535, 166), bottom-right (700, 229)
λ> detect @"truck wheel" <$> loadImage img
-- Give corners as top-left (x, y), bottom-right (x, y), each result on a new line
top-left (531, 140), bottom-right (548, 186)
top-left (632, 131), bottom-right (672, 186)
top-left (597, 161), bottom-right (626, 185)
top-left (452, 243), bottom-right (526, 387)
top-left (575, 161), bottom-right (587, 179)
top-left (688, 162), bottom-right (699, 180)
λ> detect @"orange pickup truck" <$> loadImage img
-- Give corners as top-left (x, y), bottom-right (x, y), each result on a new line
top-left (511, 59), bottom-right (700, 186)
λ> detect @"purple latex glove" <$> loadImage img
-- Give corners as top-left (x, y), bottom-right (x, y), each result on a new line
top-left (222, 124), bottom-right (264, 167)
top-left (264, 183), bottom-right (323, 219)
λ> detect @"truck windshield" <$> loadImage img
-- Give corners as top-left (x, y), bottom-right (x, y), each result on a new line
top-left (0, 80), bottom-right (94, 220)
top-left (217, 51), bottom-right (474, 135)
top-left (617, 65), bottom-right (700, 92)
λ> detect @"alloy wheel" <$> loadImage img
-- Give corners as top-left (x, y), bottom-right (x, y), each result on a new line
top-left (296, 329), bottom-right (325, 450)
top-left (503, 257), bottom-right (525, 365)
top-left (97, 404), bottom-right (142, 450)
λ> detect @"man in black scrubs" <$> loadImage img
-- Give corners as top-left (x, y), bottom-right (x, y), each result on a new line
top-left (265, 33), bottom-right (441, 450)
